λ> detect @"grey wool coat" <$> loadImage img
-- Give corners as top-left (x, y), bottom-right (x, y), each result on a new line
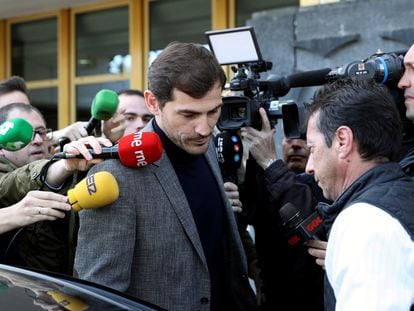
top-left (74, 124), bottom-right (257, 311)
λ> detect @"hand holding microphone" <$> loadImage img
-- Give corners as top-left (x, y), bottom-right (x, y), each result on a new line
top-left (58, 89), bottom-right (119, 149)
top-left (54, 131), bottom-right (163, 168)
top-left (56, 136), bottom-right (114, 173)
top-left (279, 202), bottom-right (324, 247)
top-left (52, 121), bottom-right (88, 144)
top-left (0, 191), bottom-right (71, 234)
top-left (224, 181), bottom-right (242, 213)
top-left (68, 171), bottom-right (119, 212)
top-left (305, 239), bottom-right (327, 269)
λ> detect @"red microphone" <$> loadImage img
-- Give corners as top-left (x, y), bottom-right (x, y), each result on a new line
top-left (118, 131), bottom-right (163, 167)
top-left (53, 131), bottom-right (163, 168)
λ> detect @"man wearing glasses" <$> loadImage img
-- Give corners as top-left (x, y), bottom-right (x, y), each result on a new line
top-left (0, 105), bottom-right (52, 167)
top-left (0, 102), bottom-right (111, 275)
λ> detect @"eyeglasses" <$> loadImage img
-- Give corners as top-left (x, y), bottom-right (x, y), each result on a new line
top-left (33, 128), bottom-right (52, 141)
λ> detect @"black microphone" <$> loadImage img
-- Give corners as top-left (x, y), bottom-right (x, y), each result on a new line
top-left (279, 202), bottom-right (324, 246)
top-left (286, 68), bottom-right (332, 88)
top-left (53, 146), bottom-right (118, 160)
top-left (214, 131), bottom-right (243, 184)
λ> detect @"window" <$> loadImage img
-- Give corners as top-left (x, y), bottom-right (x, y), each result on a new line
top-left (73, 4), bottom-right (130, 122)
top-left (75, 6), bottom-right (129, 76)
top-left (10, 16), bottom-right (58, 129)
top-left (149, 0), bottom-right (211, 63)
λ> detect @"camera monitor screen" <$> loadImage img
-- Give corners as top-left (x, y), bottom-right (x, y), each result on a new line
top-left (205, 26), bottom-right (262, 65)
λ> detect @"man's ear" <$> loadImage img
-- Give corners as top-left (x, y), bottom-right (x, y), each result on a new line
top-left (144, 90), bottom-right (159, 115)
top-left (335, 125), bottom-right (353, 159)
top-left (0, 148), bottom-right (5, 156)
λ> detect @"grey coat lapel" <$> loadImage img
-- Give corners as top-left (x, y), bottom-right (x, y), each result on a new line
top-left (143, 122), bottom-right (231, 268)
top-left (151, 147), bottom-right (207, 267)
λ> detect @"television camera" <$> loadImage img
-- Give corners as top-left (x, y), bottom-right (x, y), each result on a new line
top-left (205, 26), bottom-right (293, 132)
top-left (205, 26), bottom-right (407, 139)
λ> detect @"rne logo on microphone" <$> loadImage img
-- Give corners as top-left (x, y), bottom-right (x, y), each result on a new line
top-left (131, 132), bottom-right (143, 147)
top-left (134, 150), bottom-right (147, 167)
top-left (130, 132), bottom-right (148, 166)
top-left (86, 175), bottom-right (97, 195)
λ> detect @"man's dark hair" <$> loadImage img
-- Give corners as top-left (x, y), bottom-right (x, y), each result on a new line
top-left (147, 42), bottom-right (226, 107)
top-left (0, 76), bottom-right (29, 98)
top-left (117, 89), bottom-right (144, 98)
top-left (0, 102), bottom-right (45, 125)
top-left (308, 77), bottom-right (402, 162)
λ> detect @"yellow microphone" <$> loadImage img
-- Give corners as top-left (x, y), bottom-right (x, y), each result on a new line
top-left (68, 171), bottom-right (119, 212)
top-left (47, 290), bottom-right (89, 311)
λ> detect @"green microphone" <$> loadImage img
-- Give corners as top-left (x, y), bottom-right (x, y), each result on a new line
top-left (85, 89), bottom-right (119, 134)
top-left (0, 118), bottom-right (34, 151)
top-left (59, 89), bottom-right (119, 149)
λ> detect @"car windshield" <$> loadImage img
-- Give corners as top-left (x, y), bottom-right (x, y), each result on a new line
top-left (0, 264), bottom-right (164, 310)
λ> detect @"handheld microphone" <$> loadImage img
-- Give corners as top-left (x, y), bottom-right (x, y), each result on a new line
top-left (214, 131), bottom-right (243, 184)
top-left (53, 131), bottom-right (163, 168)
top-left (85, 89), bottom-right (119, 134)
top-left (68, 171), bottom-right (119, 212)
top-left (59, 89), bottom-right (119, 149)
top-left (279, 202), bottom-right (324, 247)
top-left (0, 118), bottom-right (33, 151)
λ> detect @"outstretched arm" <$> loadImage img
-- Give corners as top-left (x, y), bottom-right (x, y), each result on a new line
top-left (0, 190), bottom-right (71, 234)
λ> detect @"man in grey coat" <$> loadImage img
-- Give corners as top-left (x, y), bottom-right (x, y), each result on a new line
top-left (74, 42), bottom-right (258, 311)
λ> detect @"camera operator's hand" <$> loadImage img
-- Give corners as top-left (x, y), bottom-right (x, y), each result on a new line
top-left (240, 108), bottom-right (278, 169)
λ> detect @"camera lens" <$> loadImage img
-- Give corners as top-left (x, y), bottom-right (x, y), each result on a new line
top-left (230, 105), bottom-right (247, 119)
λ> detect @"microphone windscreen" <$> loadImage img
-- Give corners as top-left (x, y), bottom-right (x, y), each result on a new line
top-left (0, 118), bottom-right (33, 151)
top-left (68, 171), bottom-right (119, 212)
top-left (117, 131), bottom-right (163, 168)
top-left (91, 89), bottom-right (119, 120)
top-left (279, 202), bottom-right (303, 228)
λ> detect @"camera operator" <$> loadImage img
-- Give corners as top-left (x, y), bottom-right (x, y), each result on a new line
top-left (239, 107), bottom-right (327, 311)
top-left (305, 45), bottom-right (414, 281)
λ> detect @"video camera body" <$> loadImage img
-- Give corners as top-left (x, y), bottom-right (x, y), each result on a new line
top-left (206, 26), bottom-right (407, 138)
top-left (206, 27), bottom-right (291, 132)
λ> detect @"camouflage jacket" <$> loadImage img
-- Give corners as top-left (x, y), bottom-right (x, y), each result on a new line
top-left (0, 157), bottom-right (78, 276)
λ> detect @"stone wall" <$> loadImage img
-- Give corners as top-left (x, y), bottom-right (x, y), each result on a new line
top-left (245, 0), bottom-right (414, 149)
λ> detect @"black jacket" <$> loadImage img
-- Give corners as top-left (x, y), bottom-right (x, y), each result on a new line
top-left (240, 158), bottom-right (329, 311)
top-left (317, 162), bottom-right (414, 311)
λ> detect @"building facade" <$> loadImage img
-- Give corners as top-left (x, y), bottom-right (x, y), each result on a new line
top-left (2, 0), bottom-right (411, 131)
